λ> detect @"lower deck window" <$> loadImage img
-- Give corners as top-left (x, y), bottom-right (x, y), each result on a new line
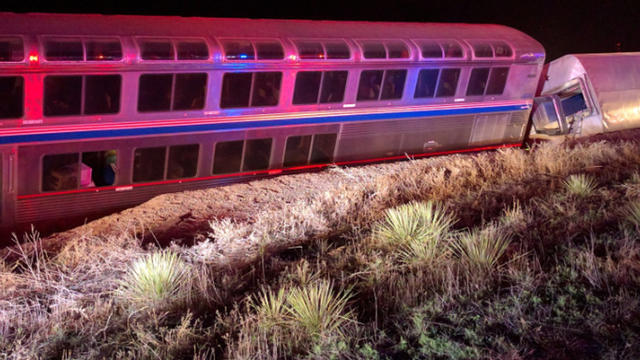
top-left (213, 140), bottom-right (244, 174)
top-left (243, 138), bottom-right (272, 171)
top-left (436, 68), bottom-right (460, 97)
top-left (168, 144), bottom-right (199, 179)
top-left (284, 133), bottom-right (337, 166)
top-left (133, 147), bottom-right (166, 182)
top-left (42, 150), bottom-right (117, 191)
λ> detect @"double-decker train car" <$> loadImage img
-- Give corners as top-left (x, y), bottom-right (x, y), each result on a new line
top-left (0, 13), bottom-right (545, 236)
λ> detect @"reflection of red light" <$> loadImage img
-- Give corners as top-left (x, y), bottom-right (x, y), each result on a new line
top-left (97, 54), bottom-right (105, 60)
top-left (29, 54), bottom-right (38, 62)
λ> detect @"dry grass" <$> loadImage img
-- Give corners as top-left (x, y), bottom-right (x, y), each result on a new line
top-left (3, 138), bottom-right (640, 358)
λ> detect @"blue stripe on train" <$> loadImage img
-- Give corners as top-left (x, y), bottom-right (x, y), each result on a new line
top-left (0, 103), bottom-right (529, 145)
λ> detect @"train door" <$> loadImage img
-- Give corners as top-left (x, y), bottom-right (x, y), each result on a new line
top-left (0, 147), bottom-right (17, 232)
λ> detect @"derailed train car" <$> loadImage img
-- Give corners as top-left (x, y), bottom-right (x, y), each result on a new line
top-left (0, 13), bottom-right (548, 235)
top-left (531, 52), bottom-right (640, 137)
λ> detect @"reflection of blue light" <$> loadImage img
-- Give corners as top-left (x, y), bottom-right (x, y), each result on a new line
top-left (239, 54), bottom-right (247, 59)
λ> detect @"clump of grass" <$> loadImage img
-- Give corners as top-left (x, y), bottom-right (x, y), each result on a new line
top-left (117, 250), bottom-right (189, 311)
top-left (564, 174), bottom-right (597, 197)
top-left (450, 225), bottom-right (511, 278)
top-left (624, 201), bottom-right (640, 228)
top-left (253, 287), bottom-right (288, 331)
top-left (285, 280), bottom-right (353, 340)
top-left (376, 201), bottom-right (456, 265)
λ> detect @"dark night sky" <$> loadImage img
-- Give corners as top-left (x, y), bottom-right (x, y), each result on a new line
top-left (3, 0), bottom-right (639, 61)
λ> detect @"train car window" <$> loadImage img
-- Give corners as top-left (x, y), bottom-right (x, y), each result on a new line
top-left (243, 138), bottom-right (272, 171)
top-left (173, 73), bottom-right (207, 110)
top-left (45, 39), bottom-right (83, 61)
top-left (387, 42), bottom-right (409, 59)
top-left (357, 70), bottom-right (384, 101)
top-left (414, 69), bottom-right (439, 98)
top-left (381, 70), bottom-right (407, 100)
top-left (213, 140), bottom-right (243, 174)
top-left (362, 42), bottom-right (386, 59)
top-left (492, 41), bottom-right (513, 57)
top-left (293, 71), bottom-right (322, 105)
top-left (0, 37), bottom-right (24, 61)
top-left (220, 73), bottom-right (252, 108)
top-left (319, 71), bottom-right (348, 103)
top-left (177, 41), bottom-right (209, 60)
top-left (140, 40), bottom-right (174, 60)
top-left (133, 147), bottom-right (166, 182)
top-left (296, 41), bottom-right (324, 59)
top-left (310, 133), bottom-right (337, 164)
top-left (42, 153), bottom-right (79, 191)
top-left (167, 144), bottom-right (199, 179)
top-left (81, 150), bottom-right (117, 187)
top-left (442, 41), bottom-right (463, 58)
top-left (419, 41), bottom-right (443, 58)
top-left (435, 68), bottom-right (460, 97)
top-left (255, 42), bottom-right (284, 60)
top-left (486, 67), bottom-right (509, 95)
top-left (44, 75), bottom-right (82, 116)
top-left (86, 40), bottom-right (122, 61)
top-left (0, 76), bottom-right (23, 119)
top-left (466, 68), bottom-right (490, 96)
top-left (251, 72), bottom-right (282, 107)
top-left (138, 74), bottom-right (173, 112)
top-left (284, 135), bottom-right (312, 167)
top-left (325, 42), bottom-right (350, 59)
top-left (223, 40), bottom-right (255, 60)
top-left (472, 43), bottom-right (493, 58)
top-left (84, 75), bottom-right (121, 115)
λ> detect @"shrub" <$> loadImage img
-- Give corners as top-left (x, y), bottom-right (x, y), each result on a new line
top-left (564, 174), bottom-right (597, 197)
top-left (450, 225), bottom-right (511, 278)
top-left (117, 250), bottom-right (189, 311)
top-left (625, 201), bottom-right (640, 228)
top-left (285, 280), bottom-right (353, 340)
top-left (252, 287), bottom-right (288, 331)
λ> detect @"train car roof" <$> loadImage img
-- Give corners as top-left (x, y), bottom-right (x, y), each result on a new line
top-left (0, 12), bottom-right (543, 61)
top-left (542, 52), bottom-right (640, 133)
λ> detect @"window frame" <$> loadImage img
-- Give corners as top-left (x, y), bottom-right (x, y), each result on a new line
top-left (357, 69), bottom-right (408, 102)
top-left (357, 39), bottom-right (413, 61)
top-left (220, 71), bottom-right (282, 109)
top-left (282, 133), bottom-right (338, 167)
top-left (412, 39), bottom-right (467, 61)
top-left (137, 72), bottom-right (208, 113)
top-left (465, 66), bottom-right (511, 97)
top-left (40, 149), bottom-right (119, 193)
top-left (212, 137), bottom-right (274, 175)
top-left (467, 40), bottom-right (515, 60)
top-left (136, 37), bottom-right (211, 62)
top-left (291, 39), bottom-right (353, 61)
top-left (44, 74), bottom-right (123, 117)
top-left (0, 36), bottom-right (25, 63)
top-left (41, 36), bottom-right (124, 63)
top-left (219, 38), bottom-right (286, 62)
top-left (132, 143), bottom-right (200, 183)
top-left (292, 70), bottom-right (349, 106)
top-left (0, 75), bottom-right (24, 119)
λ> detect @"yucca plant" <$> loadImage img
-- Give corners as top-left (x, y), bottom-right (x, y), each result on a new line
top-left (450, 225), bottom-right (511, 277)
top-left (625, 201), bottom-right (640, 228)
top-left (376, 201), bottom-right (456, 246)
top-left (285, 281), bottom-right (353, 340)
top-left (117, 250), bottom-right (188, 311)
top-left (564, 174), bottom-right (597, 197)
top-left (252, 287), bottom-right (288, 331)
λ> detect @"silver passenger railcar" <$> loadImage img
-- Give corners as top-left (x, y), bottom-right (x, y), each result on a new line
top-left (0, 13), bottom-right (545, 236)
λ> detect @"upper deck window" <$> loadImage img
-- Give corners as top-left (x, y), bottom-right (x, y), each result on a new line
top-left (0, 37), bottom-right (24, 62)
top-left (0, 76), bottom-right (23, 119)
top-left (223, 40), bottom-right (284, 61)
top-left (138, 73), bottom-right (207, 112)
top-left (220, 72), bottom-right (282, 108)
top-left (357, 69), bottom-right (407, 101)
top-left (255, 42), bottom-right (284, 60)
top-left (140, 40), bottom-right (174, 60)
top-left (44, 75), bottom-right (121, 116)
top-left (472, 43), bottom-right (493, 58)
top-left (293, 70), bottom-right (348, 105)
top-left (361, 40), bottom-right (411, 60)
top-left (492, 41), bottom-right (513, 57)
top-left (223, 40), bottom-right (255, 60)
top-left (177, 41), bottom-right (209, 60)
top-left (436, 68), bottom-right (460, 97)
top-left (45, 39), bottom-right (83, 61)
top-left (418, 41), bottom-right (443, 59)
top-left (362, 42), bottom-right (386, 59)
top-left (466, 67), bottom-right (509, 96)
top-left (295, 40), bottom-right (351, 60)
top-left (441, 41), bottom-right (463, 58)
top-left (86, 40), bottom-right (122, 61)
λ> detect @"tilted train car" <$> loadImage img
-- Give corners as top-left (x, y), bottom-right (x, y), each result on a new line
top-left (0, 13), bottom-right (545, 236)
top-left (531, 52), bottom-right (640, 137)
